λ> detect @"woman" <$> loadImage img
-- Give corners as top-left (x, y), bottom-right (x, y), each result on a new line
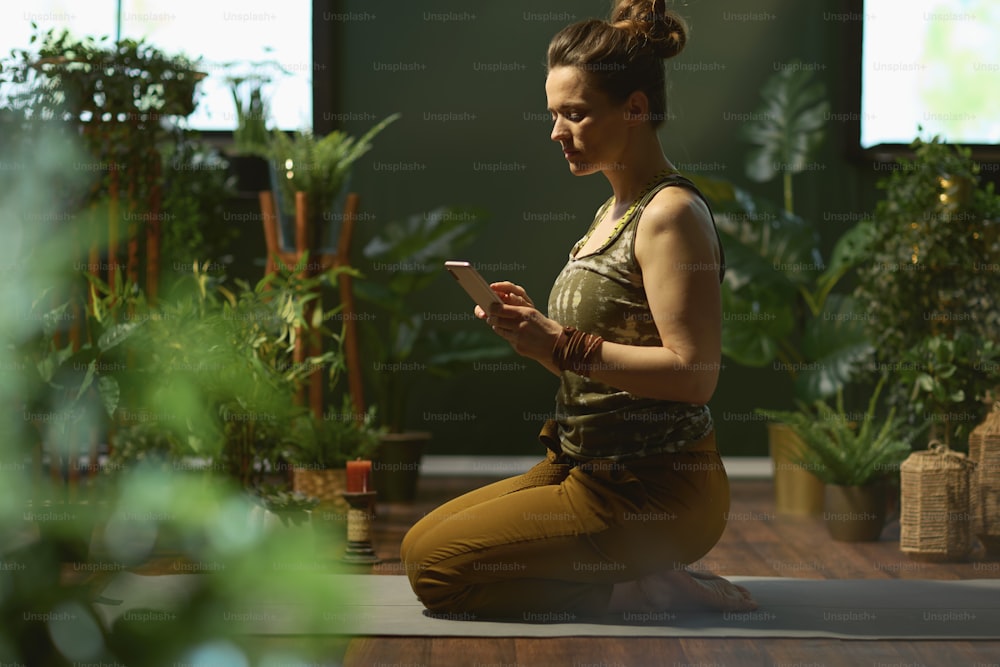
top-left (400, 0), bottom-right (757, 620)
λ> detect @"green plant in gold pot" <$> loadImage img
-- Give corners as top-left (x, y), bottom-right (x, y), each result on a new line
top-left (758, 375), bottom-right (924, 541)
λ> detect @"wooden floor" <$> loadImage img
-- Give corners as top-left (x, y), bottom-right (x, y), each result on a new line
top-left (339, 474), bottom-right (1000, 667)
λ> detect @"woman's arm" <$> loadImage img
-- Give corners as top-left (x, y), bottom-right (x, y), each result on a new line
top-left (481, 187), bottom-right (723, 404)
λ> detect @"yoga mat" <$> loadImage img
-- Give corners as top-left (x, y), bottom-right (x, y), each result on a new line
top-left (95, 573), bottom-right (1000, 639)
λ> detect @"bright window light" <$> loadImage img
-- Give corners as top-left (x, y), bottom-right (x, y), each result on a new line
top-left (861, 0), bottom-right (1000, 148)
top-left (0, 0), bottom-right (313, 132)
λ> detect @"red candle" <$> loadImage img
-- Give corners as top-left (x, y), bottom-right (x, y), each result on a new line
top-left (346, 459), bottom-right (372, 493)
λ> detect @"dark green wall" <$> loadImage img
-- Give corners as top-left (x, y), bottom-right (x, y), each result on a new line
top-left (330, 0), bottom-right (884, 456)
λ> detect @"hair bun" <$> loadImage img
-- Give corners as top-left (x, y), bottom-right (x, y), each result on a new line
top-left (611, 0), bottom-right (687, 59)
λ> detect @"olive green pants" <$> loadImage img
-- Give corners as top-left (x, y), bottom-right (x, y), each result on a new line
top-left (400, 428), bottom-right (730, 620)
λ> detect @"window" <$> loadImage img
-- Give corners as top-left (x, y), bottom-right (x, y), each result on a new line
top-left (1, 0), bottom-right (313, 131)
top-left (859, 0), bottom-right (1000, 150)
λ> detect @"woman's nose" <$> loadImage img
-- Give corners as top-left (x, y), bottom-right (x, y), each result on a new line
top-left (550, 117), bottom-right (569, 142)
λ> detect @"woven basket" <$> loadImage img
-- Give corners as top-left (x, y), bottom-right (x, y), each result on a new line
top-left (970, 404), bottom-right (1000, 554)
top-left (899, 442), bottom-right (976, 561)
top-left (291, 467), bottom-right (349, 515)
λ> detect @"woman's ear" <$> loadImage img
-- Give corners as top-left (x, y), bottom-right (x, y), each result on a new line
top-left (623, 90), bottom-right (651, 126)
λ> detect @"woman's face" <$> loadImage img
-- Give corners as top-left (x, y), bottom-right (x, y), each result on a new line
top-left (545, 66), bottom-right (630, 176)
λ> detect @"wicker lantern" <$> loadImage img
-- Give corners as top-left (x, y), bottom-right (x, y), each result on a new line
top-left (969, 404), bottom-right (1000, 556)
top-left (899, 442), bottom-right (977, 561)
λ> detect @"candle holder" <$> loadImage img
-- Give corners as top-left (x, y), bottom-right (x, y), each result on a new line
top-left (340, 490), bottom-right (380, 564)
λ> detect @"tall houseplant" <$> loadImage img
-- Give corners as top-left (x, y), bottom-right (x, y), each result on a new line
top-left (708, 62), bottom-right (874, 401)
top-left (854, 137), bottom-right (1000, 448)
top-left (693, 63), bottom-right (875, 515)
top-left (354, 206), bottom-right (513, 500)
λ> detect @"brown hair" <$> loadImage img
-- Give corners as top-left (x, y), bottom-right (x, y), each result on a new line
top-left (546, 0), bottom-right (688, 128)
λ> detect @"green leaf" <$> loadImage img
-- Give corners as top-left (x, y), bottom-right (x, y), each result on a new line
top-left (363, 206), bottom-right (486, 271)
top-left (98, 321), bottom-right (141, 352)
top-left (97, 375), bottom-right (120, 417)
top-left (814, 220), bottom-right (877, 301)
top-left (721, 283), bottom-right (795, 366)
top-left (392, 314), bottom-right (422, 363)
top-left (740, 64), bottom-right (830, 184)
top-left (795, 294), bottom-right (874, 401)
top-left (715, 200), bottom-right (822, 292)
top-left (75, 359), bottom-right (97, 402)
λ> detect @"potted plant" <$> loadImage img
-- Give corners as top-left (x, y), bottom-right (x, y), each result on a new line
top-left (692, 63), bottom-right (875, 514)
top-left (249, 486), bottom-right (320, 533)
top-left (758, 375), bottom-right (923, 541)
top-left (1, 26), bottom-right (207, 303)
top-left (265, 113), bottom-right (399, 252)
top-left (853, 136), bottom-right (1000, 449)
top-left (16, 273), bottom-right (144, 562)
top-left (286, 396), bottom-right (382, 515)
top-left (354, 206), bottom-right (514, 501)
top-left (222, 56), bottom-right (289, 192)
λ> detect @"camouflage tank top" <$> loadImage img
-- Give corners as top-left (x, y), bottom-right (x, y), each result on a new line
top-left (546, 172), bottom-right (726, 461)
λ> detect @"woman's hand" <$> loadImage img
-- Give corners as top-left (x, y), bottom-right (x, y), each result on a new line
top-left (475, 282), bottom-right (563, 373)
top-left (474, 281), bottom-right (535, 310)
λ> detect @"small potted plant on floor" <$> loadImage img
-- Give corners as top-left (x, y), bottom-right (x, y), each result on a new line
top-left (286, 397), bottom-right (382, 515)
top-left (758, 375), bottom-right (924, 541)
top-left (249, 486), bottom-right (320, 535)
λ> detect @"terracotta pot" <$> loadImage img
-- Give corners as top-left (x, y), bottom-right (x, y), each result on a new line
top-left (823, 482), bottom-right (888, 542)
top-left (768, 422), bottom-right (825, 516)
top-left (372, 432), bottom-right (428, 502)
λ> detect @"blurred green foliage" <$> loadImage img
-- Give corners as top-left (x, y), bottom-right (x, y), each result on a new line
top-left (0, 108), bottom-right (358, 667)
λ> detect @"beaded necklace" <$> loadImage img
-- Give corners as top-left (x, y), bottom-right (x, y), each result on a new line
top-left (575, 168), bottom-right (678, 255)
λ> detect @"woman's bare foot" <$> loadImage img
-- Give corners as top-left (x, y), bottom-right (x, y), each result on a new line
top-left (609, 568), bottom-right (757, 614)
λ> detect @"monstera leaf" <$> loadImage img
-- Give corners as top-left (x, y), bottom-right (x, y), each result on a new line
top-left (720, 281), bottom-right (796, 367)
top-left (688, 174), bottom-right (823, 294)
top-left (795, 294), bottom-right (874, 402)
top-left (716, 204), bottom-right (823, 293)
top-left (741, 63), bottom-right (830, 185)
top-left (690, 166), bottom-right (872, 401)
top-left (424, 329), bottom-right (514, 373)
top-left (807, 218), bottom-right (877, 315)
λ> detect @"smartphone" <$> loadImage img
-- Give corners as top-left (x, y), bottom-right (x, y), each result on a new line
top-left (444, 261), bottom-right (503, 312)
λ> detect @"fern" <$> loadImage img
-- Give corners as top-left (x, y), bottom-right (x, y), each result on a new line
top-left (269, 113), bottom-right (400, 218)
top-left (758, 375), bottom-right (923, 486)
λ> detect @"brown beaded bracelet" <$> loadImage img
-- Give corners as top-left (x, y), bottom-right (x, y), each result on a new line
top-left (551, 326), bottom-right (604, 377)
